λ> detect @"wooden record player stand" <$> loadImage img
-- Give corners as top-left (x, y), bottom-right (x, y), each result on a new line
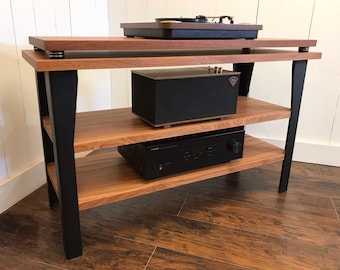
top-left (22, 37), bottom-right (321, 259)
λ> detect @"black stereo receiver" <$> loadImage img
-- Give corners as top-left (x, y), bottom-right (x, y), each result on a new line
top-left (118, 127), bottom-right (244, 180)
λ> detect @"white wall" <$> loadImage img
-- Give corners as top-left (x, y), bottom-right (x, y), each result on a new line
top-left (0, 0), bottom-right (339, 213)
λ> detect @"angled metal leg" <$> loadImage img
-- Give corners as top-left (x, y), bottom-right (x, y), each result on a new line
top-left (35, 72), bottom-right (58, 208)
top-left (233, 62), bottom-right (255, 96)
top-left (233, 48), bottom-right (254, 97)
top-left (279, 60), bottom-right (308, 192)
top-left (44, 70), bottom-right (82, 258)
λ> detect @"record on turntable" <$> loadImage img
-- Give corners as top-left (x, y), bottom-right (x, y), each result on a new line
top-left (121, 15), bottom-right (262, 39)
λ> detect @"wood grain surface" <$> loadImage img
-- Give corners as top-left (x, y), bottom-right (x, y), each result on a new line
top-left (28, 36), bottom-right (317, 51)
top-left (22, 48), bottom-right (321, 71)
top-left (42, 96), bottom-right (291, 152)
top-left (22, 37), bottom-right (321, 71)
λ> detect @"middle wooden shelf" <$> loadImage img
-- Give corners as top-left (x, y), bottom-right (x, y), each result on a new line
top-left (43, 96), bottom-right (291, 153)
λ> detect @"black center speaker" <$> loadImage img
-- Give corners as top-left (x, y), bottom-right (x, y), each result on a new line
top-left (131, 67), bottom-right (240, 127)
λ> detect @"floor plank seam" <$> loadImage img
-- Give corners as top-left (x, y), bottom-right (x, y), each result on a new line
top-left (92, 230), bottom-right (159, 249)
top-left (276, 188), bottom-right (340, 202)
top-left (184, 191), bottom-right (287, 216)
top-left (330, 196), bottom-right (340, 221)
top-left (30, 259), bottom-right (69, 270)
top-left (176, 192), bottom-right (189, 216)
top-left (152, 247), bottom-right (255, 270)
top-left (144, 246), bottom-right (157, 270)
top-left (174, 209), bottom-right (339, 250)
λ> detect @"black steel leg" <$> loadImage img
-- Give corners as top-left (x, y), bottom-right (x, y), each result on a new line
top-left (44, 70), bottom-right (82, 258)
top-left (279, 60), bottom-right (308, 192)
top-left (233, 62), bottom-right (255, 96)
top-left (35, 72), bottom-right (58, 208)
top-left (234, 48), bottom-right (254, 97)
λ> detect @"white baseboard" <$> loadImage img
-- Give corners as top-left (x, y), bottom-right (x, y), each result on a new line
top-left (0, 152), bottom-right (92, 214)
top-left (262, 138), bottom-right (340, 167)
top-left (0, 160), bottom-right (46, 214)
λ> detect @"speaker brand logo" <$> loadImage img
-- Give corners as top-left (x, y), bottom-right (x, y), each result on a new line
top-left (228, 76), bottom-right (239, 87)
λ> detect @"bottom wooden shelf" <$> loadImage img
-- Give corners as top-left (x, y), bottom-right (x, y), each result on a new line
top-left (47, 135), bottom-right (284, 211)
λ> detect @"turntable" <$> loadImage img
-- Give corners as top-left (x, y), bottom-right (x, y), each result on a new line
top-left (121, 15), bottom-right (262, 39)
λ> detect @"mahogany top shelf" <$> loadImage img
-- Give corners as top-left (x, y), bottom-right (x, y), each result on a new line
top-left (22, 36), bottom-right (322, 71)
top-left (29, 36), bottom-right (318, 51)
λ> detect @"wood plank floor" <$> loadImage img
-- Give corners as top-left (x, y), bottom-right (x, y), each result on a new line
top-left (1, 161), bottom-right (340, 269)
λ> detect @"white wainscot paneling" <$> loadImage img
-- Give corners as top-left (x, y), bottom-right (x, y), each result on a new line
top-left (216, 0), bottom-right (259, 23)
top-left (191, 1), bottom-right (217, 17)
top-left (0, 1), bottom-right (32, 179)
top-left (10, 0), bottom-right (36, 43)
top-left (300, 5), bottom-right (339, 153)
top-left (54, 0), bottom-right (72, 35)
top-left (330, 95), bottom-right (340, 146)
top-left (126, 0), bottom-right (148, 22)
top-left (108, 0), bottom-right (126, 35)
top-left (71, 0), bottom-right (111, 112)
top-left (33, 0), bottom-right (58, 35)
top-left (110, 69), bottom-right (131, 109)
top-left (17, 61), bottom-right (43, 163)
top-left (77, 70), bottom-right (112, 112)
top-left (0, 122), bottom-right (7, 181)
top-left (248, 0), bottom-right (315, 147)
top-left (297, 68), bottom-right (339, 145)
top-left (0, 0), bottom-right (13, 182)
top-left (13, 0), bottom-right (45, 163)
top-left (108, 0), bottom-right (129, 109)
top-left (308, 0), bottom-right (340, 148)
top-left (257, 0), bottom-right (314, 38)
top-left (254, 0), bottom-right (315, 107)
top-left (145, 0), bottom-right (167, 20)
top-left (166, 0), bottom-right (195, 17)
top-left (70, 0), bottom-right (109, 35)
top-left (330, 95), bottom-right (340, 147)
top-left (247, 61), bottom-right (291, 141)
top-left (94, 0), bottom-right (110, 35)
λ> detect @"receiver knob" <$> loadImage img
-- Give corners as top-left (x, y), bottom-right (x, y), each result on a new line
top-left (229, 139), bottom-right (242, 154)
